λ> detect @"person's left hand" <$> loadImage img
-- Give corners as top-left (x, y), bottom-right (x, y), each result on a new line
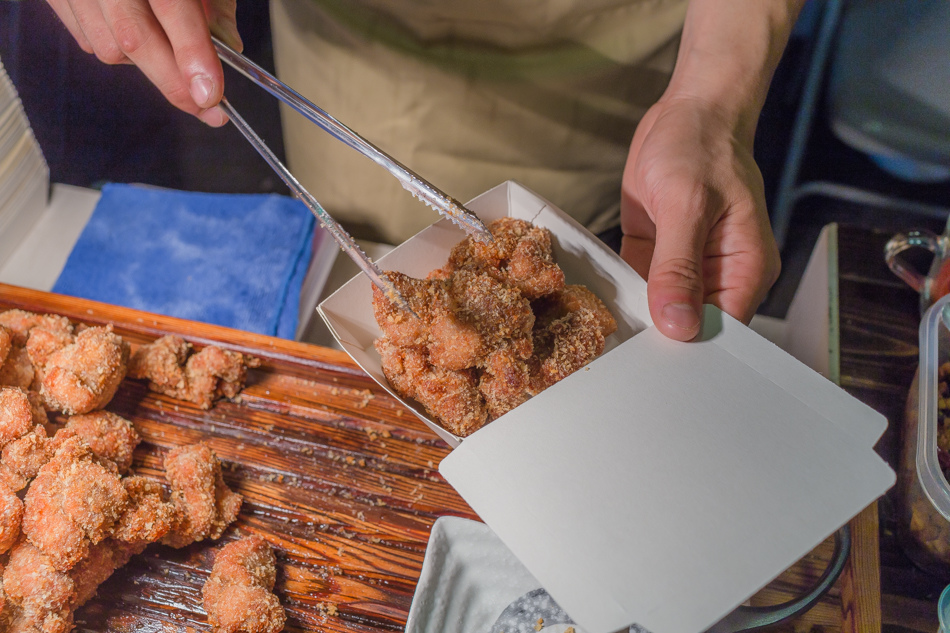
top-left (620, 94), bottom-right (781, 341)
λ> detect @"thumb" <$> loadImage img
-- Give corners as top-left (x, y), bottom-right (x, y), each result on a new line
top-left (647, 213), bottom-right (706, 342)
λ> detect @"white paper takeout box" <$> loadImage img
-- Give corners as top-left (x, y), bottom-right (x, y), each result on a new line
top-left (318, 181), bottom-right (895, 633)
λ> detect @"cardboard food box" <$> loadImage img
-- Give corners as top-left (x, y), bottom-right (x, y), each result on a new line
top-left (318, 181), bottom-right (895, 633)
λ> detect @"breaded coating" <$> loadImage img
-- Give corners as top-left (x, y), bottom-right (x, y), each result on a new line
top-left (2, 541), bottom-right (76, 633)
top-left (1, 538), bottom-right (140, 633)
top-left (186, 345), bottom-right (254, 408)
top-left (533, 285), bottom-right (617, 337)
top-left (40, 325), bottom-right (130, 415)
top-left (202, 536), bottom-right (286, 633)
top-left (25, 318), bottom-right (75, 370)
top-left (372, 219), bottom-right (616, 435)
top-left (533, 309), bottom-right (606, 391)
top-left (371, 273), bottom-right (440, 348)
top-left (0, 425), bottom-right (53, 491)
top-left (0, 345), bottom-right (34, 391)
top-left (22, 436), bottom-right (129, 571)
top-left (373, 270), bottom-right (534, 373)
top-left (375, 339), bottom-right (487, 437)
top-left (374, 273), bottom-right (483, 371)
top-left (162, 443), bottom-right (242, 548)
top-left (62, 410), bottom-right (141, 474)
top-left (127, 334), bottom-right (191, 392)
top-left (128, 335), bottom-right (258, 409)
top-left (0, 311), bottom-right (71, 347)
top-left (445, 217), bottom-right (565, 299)
top-left (449, 270), bottom-right (535, 355)
top-left (112, 476), bottom-right (176, 545)
top-left (0, 484), bottom-right (23, 554)
top-left (0, 388), bottom-right (34, 446)
top-left (478, 348), bottom-right (535, 420)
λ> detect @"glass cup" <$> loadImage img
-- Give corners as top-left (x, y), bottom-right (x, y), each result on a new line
top-left (885, 229), bottom-right (950, 312)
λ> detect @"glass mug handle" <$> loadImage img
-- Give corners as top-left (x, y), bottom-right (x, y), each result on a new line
top-left (885, 229), bottom-right (942, 294)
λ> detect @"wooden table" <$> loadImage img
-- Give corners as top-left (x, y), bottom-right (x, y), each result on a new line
top-left (0, 226), bottom-right (934, 631)
top-left (0, 283), bottom-right (478, 632)
top-left (836, 225), bottom-right (946, 632)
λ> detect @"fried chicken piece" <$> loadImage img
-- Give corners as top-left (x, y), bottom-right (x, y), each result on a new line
top-left (375, 339), bottom-right (488, 437)
top-left (127, 334), bottom-right (191, 392)
top-left (61, 410), bottom-right (140, 474)
top-left (0, 311), bottom-right (71, 347)
top-left (0, 388), bottom-right (34, 446)
top-left (162, 443), bottom-right (242, 548)
top-left (202, 536), bottom-right (286, 633)
top-left (478, 347), bottom-right (535, 420)
top-left (445, 218), bottom-right (565, 299)
top-left (374, 273), bottom-right (485, 371)
top-left (0, 312), bottom-right (72, 397)
top-left (112, 475), bottom-right (176, 545)
top-left (532, 309), bottom-right (606, 391)
top-left (186, 345), bottom-right (255, 408)
top-left (373, 219), bottom-right (614, 435)
top-left (0, 485), bottom-right (23, 554)
top-left (1, 538), bottom-right (141, 633)
top-left (128, 335), bottom-right (258, 409)
top-left (533, 285), bottom-right (617, 337)
top-left (0, 409), bottom-right (139, 494)
top-left (22, 436), bottom-right (129, 571)
top-left (0, 426), bottom-right (53, 491)
top-left (448, 270), bottom-right (534, 357)
top-left (2, 541), bottom-right (76, 633)
top-left (0, 346), bottom-right (34, 391)
top-left (25, 318), bottom-right (75, 371)
top-left (371, 273), bottom-right (443, 349)
top-left (374, 270), bottom-right (534, 372)
top-left (40, 325), bottom-right (130, 415)
top-left (0, 388), bottom-right (52, 491)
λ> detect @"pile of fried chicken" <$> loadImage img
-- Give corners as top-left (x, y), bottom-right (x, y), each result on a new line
top-left (372, 217), bottom-right (617, 437)
top-left (0, 309), bottom-right (283, 633)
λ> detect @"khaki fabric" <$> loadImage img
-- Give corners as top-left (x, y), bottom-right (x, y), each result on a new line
top-left (270, 0), bottom-right (687, 244)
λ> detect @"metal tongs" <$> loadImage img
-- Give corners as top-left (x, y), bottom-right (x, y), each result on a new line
top-left (217, 97), bottom-right (416, 314)
top-left (213, 37), bottom-right (492, 240)
top-left (213, 38), bottom-right (492, 314)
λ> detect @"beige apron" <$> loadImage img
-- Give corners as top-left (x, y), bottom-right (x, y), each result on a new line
top-left (270, 0), bottom-right (688, 244)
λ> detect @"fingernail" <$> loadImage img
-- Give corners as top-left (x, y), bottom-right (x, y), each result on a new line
top-left (661, 302), bottom-right (700, 332)
top-left (198, 105), bottom-right (227, 127)
top-left (190, 75), bottom-right (214, 108)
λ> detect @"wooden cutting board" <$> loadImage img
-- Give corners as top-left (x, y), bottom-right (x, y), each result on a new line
top-left (0, 282), bottom-right (872, 632)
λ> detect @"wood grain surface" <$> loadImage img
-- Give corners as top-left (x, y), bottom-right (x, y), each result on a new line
top-left (0, 248), bottom-right (897, 632)
top-left (0, 282), bottom-right (478, 632)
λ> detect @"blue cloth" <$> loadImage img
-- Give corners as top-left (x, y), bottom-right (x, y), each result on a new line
top-left (53, 183), bottom-right (315, 339)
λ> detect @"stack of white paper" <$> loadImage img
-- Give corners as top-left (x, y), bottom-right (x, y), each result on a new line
top-left (0, 58), bottom-right (49, 269)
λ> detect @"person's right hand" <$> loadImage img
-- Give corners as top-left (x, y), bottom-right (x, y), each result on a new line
top-left (45, 0), bottom-right (242, 126)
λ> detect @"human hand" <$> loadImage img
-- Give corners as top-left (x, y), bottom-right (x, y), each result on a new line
top-left (45, 0), bottom-right (242, 126)
top-left (620, 95), bottom-right (781, 341)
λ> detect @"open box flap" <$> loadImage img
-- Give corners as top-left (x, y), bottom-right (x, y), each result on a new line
top-left (439, 310), bottom-right (895, 633)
